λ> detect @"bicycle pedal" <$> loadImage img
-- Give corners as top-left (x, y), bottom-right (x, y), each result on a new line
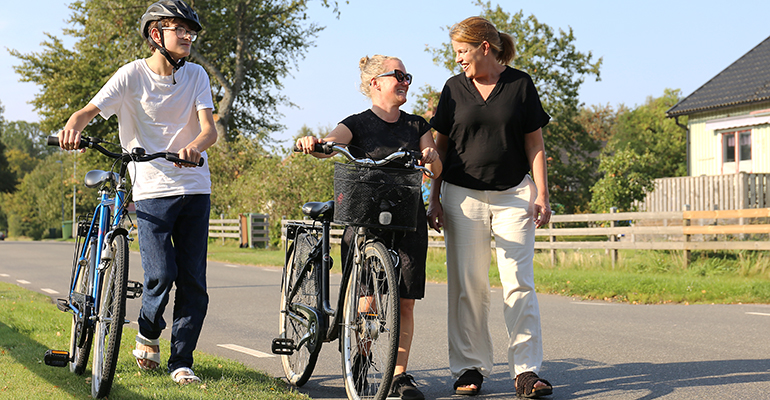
top-left (271, 338), bottom-right (295, 355)
top-left (44, 350), bottom-right (70, 367)
top-left (55, 298), bottom-right (70, 313)
top-left (126, 280), bottom-right (143, 299)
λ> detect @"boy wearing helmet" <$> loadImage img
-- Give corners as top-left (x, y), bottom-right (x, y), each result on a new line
top-left (57, 0), bottom-right (216, 385)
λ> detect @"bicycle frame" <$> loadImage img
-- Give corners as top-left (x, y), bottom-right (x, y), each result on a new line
top-left (45, 135), bottom-right (202, 398)
top-left (68, 173), bottom-right (129, 324)
top-left (283, 218), bottom-right (353, 342)
top-left (278, 142), bottom-right (426, 398)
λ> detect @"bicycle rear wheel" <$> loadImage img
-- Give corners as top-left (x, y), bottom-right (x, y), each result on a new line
top-left (341, 240), bottom-right (400, 400)
top-left (91, 234), bottom-right (128, 398)
top-left (69, 237), bottom-right (96, 375)
top-left (279, 232), bottom-right (321, 386)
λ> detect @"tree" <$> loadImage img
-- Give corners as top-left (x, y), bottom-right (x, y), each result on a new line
top-left (4, 156), bottom-right (70, 239)
top-left (589, 89), bottom-right (687, 212)
top-left (207, 135), bottom-right (335, 245)
top-left (606, 89), bottom-right (686, 179)
top-left (589, 149), bottom-right (655, 212)
top-left (0, 103), bottom-right (16, 194)
top-left (0, 140), bottom-right (15, 194)
top-left (423, 0), bottom-right (603, 213)
top-left (11, 0), bottom-right (337, 145)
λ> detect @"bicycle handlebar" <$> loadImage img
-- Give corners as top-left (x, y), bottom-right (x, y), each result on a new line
top-left (294, 142), bottom-right (434, 178)
top-left (48, 136), bottom-right (204, 167)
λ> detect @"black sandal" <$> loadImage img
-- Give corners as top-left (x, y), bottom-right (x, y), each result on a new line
top-left (515, 371), bottom-right (553, 398)
top-left (454, 369), bottom-right (483, 396)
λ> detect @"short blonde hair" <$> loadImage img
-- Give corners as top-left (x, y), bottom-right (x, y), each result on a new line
top-left (450, 16), bottom-right (516, 65)
top-left (359, 55), bottom-right (401, 98)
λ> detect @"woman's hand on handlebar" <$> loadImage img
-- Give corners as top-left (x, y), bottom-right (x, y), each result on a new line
top-left (58, 129), bottom-right (85, 152)
top-left (295, 136), bottom-right (322, 154)
top-left (420, 147), bottom-right (438, 166)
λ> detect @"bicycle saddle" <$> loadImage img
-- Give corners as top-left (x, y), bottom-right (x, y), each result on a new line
top-left (301, 201), bottom-right (334, 222)
top-left (84, 170), bottom-right (119, 188)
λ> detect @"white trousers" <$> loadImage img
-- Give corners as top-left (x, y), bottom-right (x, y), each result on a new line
top-left (443, 177), bottom-right (543, 380)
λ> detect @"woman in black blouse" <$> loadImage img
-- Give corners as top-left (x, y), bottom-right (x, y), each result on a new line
top-left (296, 55), bottom-right (441, 400)
top-left (427, 16), bottom-right (553, 398)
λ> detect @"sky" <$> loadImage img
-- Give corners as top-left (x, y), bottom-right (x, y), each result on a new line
top-left (2, 1), bottom-right (770, 146)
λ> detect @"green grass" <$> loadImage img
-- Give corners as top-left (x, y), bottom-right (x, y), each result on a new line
top-left (0, 281), bottom-right (310, 400)
top-left (533, 249), bottom-right (770, 304)
top-left (206, 241), bottom-right (770, 305)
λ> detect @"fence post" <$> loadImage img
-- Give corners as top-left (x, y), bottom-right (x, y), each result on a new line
top-left (239, 213), bottom-right (248, 248)
top-left (609, 207), bottom-right (618, 269)
top-left (220, 213), bottom-right (225, 245)
top-left (683, 204), bottom-right (690, 269)
top-left (549, 210), bottom-right (557, 266)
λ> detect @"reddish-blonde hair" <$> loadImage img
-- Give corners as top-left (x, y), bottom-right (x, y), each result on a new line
top-left (450, 16), bottom-right (516, 65)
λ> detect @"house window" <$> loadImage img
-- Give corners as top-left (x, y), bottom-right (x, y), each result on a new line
top-left (722, 130), bottom-right (751, 163)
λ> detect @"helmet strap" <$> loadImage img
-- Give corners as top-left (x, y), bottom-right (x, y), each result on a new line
top-left (152, 29), bottom-right (185, 84)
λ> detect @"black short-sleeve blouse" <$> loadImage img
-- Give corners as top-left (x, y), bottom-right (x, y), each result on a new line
top-left (430, 66), bottom-right (550, 190)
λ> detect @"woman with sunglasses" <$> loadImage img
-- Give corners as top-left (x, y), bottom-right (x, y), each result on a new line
top-left (427, 16), bottom-right (554, 398)
top-left (296, 55), bottom-right (441, 400)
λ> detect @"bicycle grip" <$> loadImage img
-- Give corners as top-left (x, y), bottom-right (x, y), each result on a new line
top-left (165, 153), bottom-right (205, 167)
top-left (47, 135), bottom-right (88, 149)
top-left (293, 142), bottom-right (333, 154)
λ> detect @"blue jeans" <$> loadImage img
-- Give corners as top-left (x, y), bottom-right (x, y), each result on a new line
top-left (135, 194), bottom-right (210, 372)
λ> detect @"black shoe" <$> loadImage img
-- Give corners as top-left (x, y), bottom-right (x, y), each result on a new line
top-left (388, 373), bottom-right (424, 400)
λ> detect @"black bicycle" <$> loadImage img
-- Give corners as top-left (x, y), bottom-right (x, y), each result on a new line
top-left (43, 135), bottom-right (202, 398)
top-left (273, 142), bottom-right (432, 400)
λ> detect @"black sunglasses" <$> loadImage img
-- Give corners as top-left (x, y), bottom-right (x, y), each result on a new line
top-left (375, 69), bottom-right (413, 85)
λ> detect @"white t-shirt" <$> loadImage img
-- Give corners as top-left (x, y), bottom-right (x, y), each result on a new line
top-left (90, 59), bottom-right (215, 201)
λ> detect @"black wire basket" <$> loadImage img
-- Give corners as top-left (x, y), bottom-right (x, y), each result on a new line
top-left (333, 162), bottom-right (422, 231)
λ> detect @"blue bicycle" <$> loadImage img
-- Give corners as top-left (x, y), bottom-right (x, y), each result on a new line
top-left (44, 135), bottom-right (202, 398)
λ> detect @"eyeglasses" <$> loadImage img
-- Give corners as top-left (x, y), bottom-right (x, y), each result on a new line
top-left (161, 26), bottom-right (198, 42)
top-left (375, 69), bottom-right (413, 85)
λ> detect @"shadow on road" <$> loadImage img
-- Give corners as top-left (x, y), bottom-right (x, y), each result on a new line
top-left (363, 357), bottom-right (770, 399)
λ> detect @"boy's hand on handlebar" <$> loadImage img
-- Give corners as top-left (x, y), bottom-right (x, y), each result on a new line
top-left (295, 136), bottom-right (322, 154)
top-left (176, 146), bottom-right (202, 168)
top-left (58, 129), bottom-right (85, 152)
top-left (420, 147), bottom-right (438, 166)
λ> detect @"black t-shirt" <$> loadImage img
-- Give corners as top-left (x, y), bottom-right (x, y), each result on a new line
top-left (338, 109), bottom-right (431, 298)
top-left (430, 66), bottom-right (550, 190)
top-left (340, 109), bottom-right (431, 166)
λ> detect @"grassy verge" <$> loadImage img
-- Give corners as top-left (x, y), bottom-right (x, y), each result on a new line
top-left (207, 242), bottom-right (770, 305)
top-left (533, 249), bottom-right (770, 304)
top-left (0, 281), bottom-right (309, 400)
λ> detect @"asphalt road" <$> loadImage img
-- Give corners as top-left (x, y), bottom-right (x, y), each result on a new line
top-left (3, 241), bottom-right (770, 399)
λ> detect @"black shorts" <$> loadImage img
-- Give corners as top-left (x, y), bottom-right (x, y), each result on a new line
top-left (340, 210), bottom-right (427, 300)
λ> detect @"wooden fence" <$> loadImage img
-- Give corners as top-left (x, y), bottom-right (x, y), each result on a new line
top-left (637, 172), bottom-right (770, 212)
top-left (209, 213), bottom-right (269, 248)
top-left (537, 208), bottom-right (770, 268)
top-left (282, 208), bottom-right (770, 269)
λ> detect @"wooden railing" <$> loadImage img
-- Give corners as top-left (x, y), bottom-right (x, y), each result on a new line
top-left (283, 208), bottom-right (770, 268)
top-left (537, 208), bottom-right (770, 268)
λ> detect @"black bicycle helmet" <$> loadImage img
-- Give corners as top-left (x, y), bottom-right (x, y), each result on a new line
top-left (140, 0), bottom-right (201, 39)
top-left (140, 0), bottom-right (201, 80)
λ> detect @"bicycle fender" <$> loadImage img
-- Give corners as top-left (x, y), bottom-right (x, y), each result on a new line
top-left (104, 228), bottom-right (129, 244)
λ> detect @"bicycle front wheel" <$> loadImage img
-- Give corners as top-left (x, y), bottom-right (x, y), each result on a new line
top-left (341, 240), bottom-right (400, 400)
top-left (91, 234), bottom-right (128, 399)
top-left (69, 237), bottom-right (96, 375)
top-left (279, 232), bottom-right (321, 386)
